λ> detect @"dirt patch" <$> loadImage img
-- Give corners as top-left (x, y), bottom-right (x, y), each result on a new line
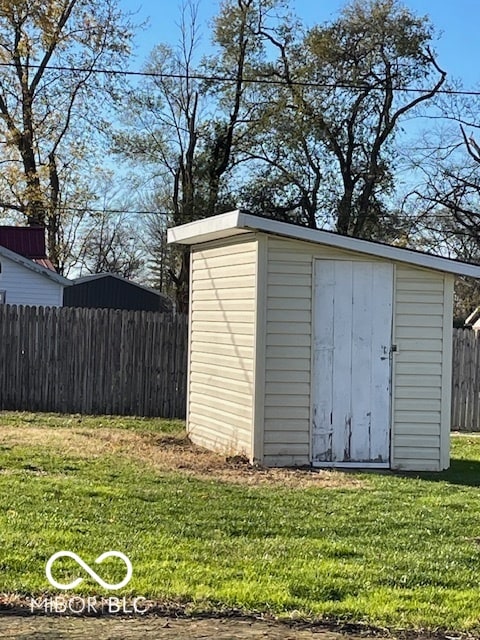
top-left (0, 614), bottom-right (367, 640)
top-left (0, 426), bottom-right (365, 489)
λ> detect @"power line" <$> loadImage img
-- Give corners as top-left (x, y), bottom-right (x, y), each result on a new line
top-left (0, 205), bottom-right (170, 217)
top-left (59, 206), bottom-right (170, 216)
top-left (4, 199), bottom-right (478, 220)
top-left (0, 61), bottom-right (479, 97)
top-left (55, 208), bottom-right (480, 220)
top-left (3, 202), bottom-right (468, 220)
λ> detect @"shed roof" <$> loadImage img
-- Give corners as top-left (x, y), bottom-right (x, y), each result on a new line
top-left (74, 271), bottom-right (170, 301)
top-left (73, 272), bottom-right (170, 298)
top-left (66, 273), bottom-right (173, 312)
top-left (0, 243), bottom-right (71, 286)
top-left (167, 210), bottom-right (480, 278)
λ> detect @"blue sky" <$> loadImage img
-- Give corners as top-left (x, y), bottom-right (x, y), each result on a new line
top-left (119, 0), bottom-right (480, 87)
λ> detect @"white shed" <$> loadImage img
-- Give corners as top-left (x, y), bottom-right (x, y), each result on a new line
top-left (168, 211), bottom-right (480, 472)
top-left (0, 244), bottom-right (70, 307)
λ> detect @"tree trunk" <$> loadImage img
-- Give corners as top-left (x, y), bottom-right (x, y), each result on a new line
top-left (336, 188), bottom-right (354, 235)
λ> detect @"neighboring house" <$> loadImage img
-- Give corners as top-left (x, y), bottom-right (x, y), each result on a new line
top-left (0, 226), bottom-right (71, 306)
top-left (168, 210), bottom-right (480, 472)
top-left (64, 273), bottom-right (173, 313)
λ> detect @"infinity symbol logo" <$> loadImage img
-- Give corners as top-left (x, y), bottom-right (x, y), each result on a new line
top-left (46, 551), bottom-right (133, 591)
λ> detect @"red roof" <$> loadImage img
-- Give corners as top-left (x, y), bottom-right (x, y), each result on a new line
top-left (0, 226), bottom-right (46, 259)
top-left (0, 226), bottom-right (56, 272)
top-left (33, 257), bottom-right (56, 271)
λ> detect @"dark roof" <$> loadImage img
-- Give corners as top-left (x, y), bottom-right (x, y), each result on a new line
top-left (64, 273), bottom-right (173, 312)
top-left (0, 226), bottom-right (47, 258)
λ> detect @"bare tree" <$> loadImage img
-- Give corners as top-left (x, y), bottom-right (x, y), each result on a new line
top-left (244, 0), bottom-right (446, 238)
top-left (76, 215), bottom-right (144, 279)
top-left (114, 0), bottom-right (263, 310)
top-left (0, 0), bottom-right (133, 268)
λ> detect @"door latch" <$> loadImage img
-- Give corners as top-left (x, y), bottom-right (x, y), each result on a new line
top-left (381, 344), bottom-right (397, 360)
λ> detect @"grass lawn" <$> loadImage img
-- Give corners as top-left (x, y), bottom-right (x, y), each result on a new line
top-left (1, 412), bottom-right (480, 633)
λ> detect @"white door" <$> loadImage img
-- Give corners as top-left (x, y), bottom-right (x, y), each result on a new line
top-left (312, 260), bottom-right (393, 467)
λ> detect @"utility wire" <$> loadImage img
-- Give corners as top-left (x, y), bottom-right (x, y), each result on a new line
top-left (0, 63), bottom-right (475, 220)
top-left (57, 206), bottom-right (170, 216)
top-left (0, 205), bottom-right (171, 217)
top-left (24, 205), bottom-right (480, 220)
top-left (0, 61), bottom-right (479, 97)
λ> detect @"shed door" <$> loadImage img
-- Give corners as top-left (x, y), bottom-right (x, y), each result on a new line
top-left (312, 260), bottom-right (393, 467)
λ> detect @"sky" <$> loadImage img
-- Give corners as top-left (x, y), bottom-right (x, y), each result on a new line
top-left (118, 0), bottom-right (480, 88)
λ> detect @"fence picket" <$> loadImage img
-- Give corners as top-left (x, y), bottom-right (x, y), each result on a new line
top-left (7, 306), bottom-right (480, 429)
top-left (0, 305), bottom-right (187, 419)
top-left (452, 328), bottom-right (480, 430)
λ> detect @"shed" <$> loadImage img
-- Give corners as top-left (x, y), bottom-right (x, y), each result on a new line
top-left (167, 210), bottom-right (480, 471)
top-left (64, 273), bottom-right (173, 313)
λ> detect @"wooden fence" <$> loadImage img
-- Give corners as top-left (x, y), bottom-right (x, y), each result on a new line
top-left (2, 307), bottom-right (479, 428)
top-left (0, 305), bottom-right (188, 418)
top-left (452, 328), bottom-right (480, 430)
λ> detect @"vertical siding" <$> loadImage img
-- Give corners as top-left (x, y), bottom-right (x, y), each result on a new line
top-left (188, 236), bottom-right (257, 456)
top-left (0, 254), bottom-right (63, 306)
top-left (392, 265), bottom-right (447, 471)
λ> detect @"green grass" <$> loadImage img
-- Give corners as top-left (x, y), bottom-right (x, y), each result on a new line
top-left (2, 412), bottom-right (480, 632)
top-left (0, 411), bottom-right (184, 433)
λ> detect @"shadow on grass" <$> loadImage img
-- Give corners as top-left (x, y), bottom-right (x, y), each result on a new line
top-left (414, 458), bottom-right (480, 487)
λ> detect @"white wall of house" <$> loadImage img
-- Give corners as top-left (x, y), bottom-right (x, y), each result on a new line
top-left (0, 254), bottom-right (64, 307)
